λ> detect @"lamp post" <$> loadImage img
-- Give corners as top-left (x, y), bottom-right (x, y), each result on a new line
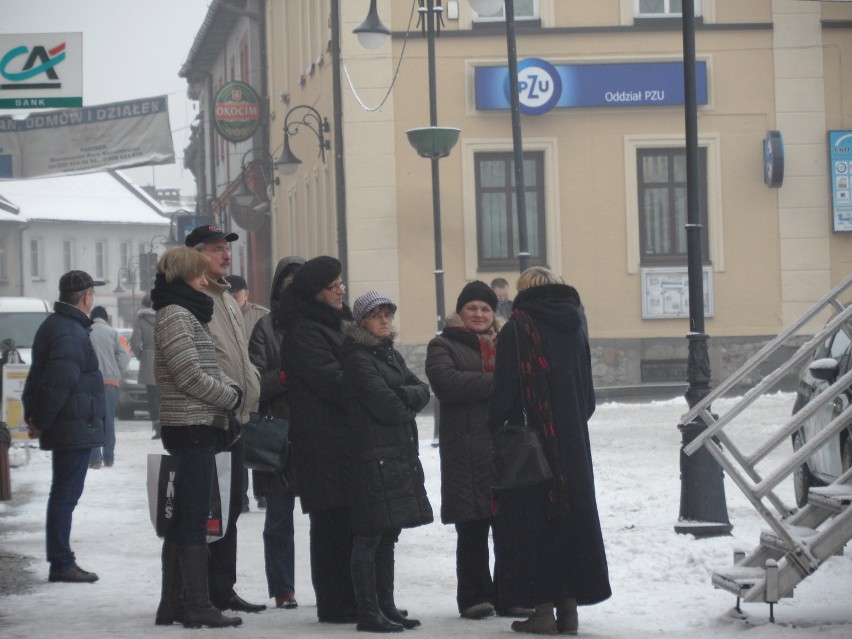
top-left (674, 0), bottom-right (731, 538)
top-left (273, 105), bottom-right (330, 176)
top-left (355, 0), bottom-right (460, 333)
top-left (113, 264), bottom-right (138, 323)
top-left (231, 146), bottom-right (277, 233)
top-left (468, 0), bottom-right (530, 273)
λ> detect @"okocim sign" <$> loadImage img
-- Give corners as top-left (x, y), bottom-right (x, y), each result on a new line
top-left (212, 81), bottom-right (260, 143)
top-left (0, 33), bottom-right (83, 109)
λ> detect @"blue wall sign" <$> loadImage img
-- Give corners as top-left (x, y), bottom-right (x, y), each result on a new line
top-left (829, 130), bottom-right (852, 232)
top-left (476, 60), bottom-right (709, 115)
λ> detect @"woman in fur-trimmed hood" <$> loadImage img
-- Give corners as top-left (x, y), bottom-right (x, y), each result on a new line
top-left (341, 290), bottom-right (432, 632)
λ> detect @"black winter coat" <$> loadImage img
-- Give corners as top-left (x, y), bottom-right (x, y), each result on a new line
top-left (22, 302), bottom-right (105, 451)
top-left (487, 283), bottom-right (610, 606)
top-left (341, 325), bottom-right (433, 536)
top-left (279, 288), bottom-right (352, 514)
top-left (425, 325), bottom-right (497, 524)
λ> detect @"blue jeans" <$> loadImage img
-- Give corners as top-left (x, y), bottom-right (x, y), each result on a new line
top-left (90, 385), bottom-right (117, 465)
top-left (46, 448), bottom-right (91, 571)
top-left (164, 443), bottom-right (216, 547)
top-left (263, 490), bottom-right (296, 597)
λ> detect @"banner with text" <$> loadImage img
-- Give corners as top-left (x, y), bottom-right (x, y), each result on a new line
top-left (0, 95), bottom-right (175, 179)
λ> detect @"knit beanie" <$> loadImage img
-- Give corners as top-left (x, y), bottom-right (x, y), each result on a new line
top-left (291, 256), bottom-right (342, 297)
top-left (455, 280), bottom-right (498, 314)
top-left (352, 290), bottom-right (397, 323)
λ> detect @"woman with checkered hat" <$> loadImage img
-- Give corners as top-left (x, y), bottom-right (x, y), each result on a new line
top-left (341, 290), bottom-right (433, 632)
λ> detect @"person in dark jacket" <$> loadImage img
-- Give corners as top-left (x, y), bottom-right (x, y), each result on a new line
top-left (486, 267), bottom-right (610, 635)
top-left (152, 246), bottom-right (243, 629)
top-left (342, 291), bottom-right (432, 633)
top-left (22, 269), bottom-right (106, 584)
top-left (276, 255), bottom-right (357, 623)
top-left (130, 294), bottom-right (160, 439)
top-left (248, 255), bottom-right (304, 609)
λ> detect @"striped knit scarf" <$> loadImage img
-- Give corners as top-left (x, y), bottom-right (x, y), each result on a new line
top-left (513, 310), bottom-right (569, 519)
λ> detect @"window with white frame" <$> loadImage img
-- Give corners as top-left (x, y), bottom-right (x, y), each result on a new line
top-left (120, 241), bottom-right (130, 272)
top-left (475, 151), bottom-right (546, 270)
top-left (0, 234), bottom-right (7, 281)
top-left (63, 240), bottom-right (74, 273)
top-left (473, 0), bottom-right (538, 22)
top-left (635, 0), bottom-right (701, 17)
top-left (29, 238), bottom-right (42, 280)
top-left (95, 241), bottom-right (107, 280)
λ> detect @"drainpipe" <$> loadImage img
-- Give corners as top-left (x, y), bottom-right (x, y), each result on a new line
top-left (330, 0), bottom-right (349, 286)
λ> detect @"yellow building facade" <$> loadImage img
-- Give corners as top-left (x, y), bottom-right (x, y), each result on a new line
top-left (264, 0), bottom-right (852, 391)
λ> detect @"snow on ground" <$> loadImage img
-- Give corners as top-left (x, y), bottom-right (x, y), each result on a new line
top-left (1, 392), bottom-right (849, 638)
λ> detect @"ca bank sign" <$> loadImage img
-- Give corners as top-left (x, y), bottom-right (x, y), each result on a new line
top-left (0, 33), bottom-right (83, 109)
top-left (476, 58), bottom-right (708, 115)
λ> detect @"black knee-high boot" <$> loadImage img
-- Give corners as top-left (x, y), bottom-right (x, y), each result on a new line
top-left (376, 541), bottom-right (420, 629)
top-left (155, 541), bottom-right (184, 625)
top-left (178, 545), bottom-right (242, 629)
top-left (351, 541), bottom-right (403, 633)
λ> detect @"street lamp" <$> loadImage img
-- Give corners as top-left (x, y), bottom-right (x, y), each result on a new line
top-left (273, 104), bottom-right (330, 177)
top-left (674, 0), bottom-right (731, 538)
top-left (355, 0), bottom-right (460, 334)
top-left (113, 264), bottom-right (139, 323)
top-left (468, 0), bottom-right (530, 273)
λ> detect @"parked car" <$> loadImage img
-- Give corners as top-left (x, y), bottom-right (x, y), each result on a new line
top-left (0, 297), bottom-right (51, 365)
top-left (117, 328), bottom-right (148, 420)
top-left (791, 323), bottom-right (852, 507)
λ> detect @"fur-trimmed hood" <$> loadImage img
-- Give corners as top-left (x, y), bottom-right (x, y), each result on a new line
top-left (344, 322), bottom-right (397, 347)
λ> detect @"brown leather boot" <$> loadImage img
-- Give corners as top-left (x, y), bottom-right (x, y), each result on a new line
top-left (510, 603), bottom-right (557, 635)
top-left (556, 598), bottom-right (578, 635)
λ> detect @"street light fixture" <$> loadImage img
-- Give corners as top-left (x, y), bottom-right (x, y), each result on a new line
top-left (355, 0), bottom-right (459, 334)
top-left (273, 104), bottom-right (330, 177)
top-left (468, 0), bottom-right (530, 273)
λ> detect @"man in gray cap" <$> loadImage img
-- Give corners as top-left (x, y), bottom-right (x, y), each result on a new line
top-left (185, 225), bottom-right (264, 613)
top-left (22, 270), bottom-right (106, 583)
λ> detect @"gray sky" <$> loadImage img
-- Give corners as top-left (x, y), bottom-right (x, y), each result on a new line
top-left (0, 0), bottom-right (212, 196)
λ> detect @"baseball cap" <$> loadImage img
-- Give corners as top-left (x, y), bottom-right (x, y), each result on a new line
top-left (184, 225), bottom-right (239, 247)
top-left (224, 275), bottom-right (248, 292)
top-left (59, 270), bottom-right (105, 294)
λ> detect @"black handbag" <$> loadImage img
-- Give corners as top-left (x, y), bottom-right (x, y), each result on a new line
top-left (492, 324), bottom-right (553, 490)
top-left (243, 412), bottom-right (290, 473)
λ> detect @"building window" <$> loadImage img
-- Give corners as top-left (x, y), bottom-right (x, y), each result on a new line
top-left (637, 147), bottom-right (708, 265)
top-left (95, 241), bottom-right (107, 279)
top-left (63, 240), bottom-right (75, 273)
top-left (0, 234), bottom-right (7, 281)
top-left (473, 0), bottom-right (538, 21)
top-left (29, 238), bottom-right (42, 279)
top-left (475, 151), bottom-right (546, 270)
top-left (635, 0), bottom-right (701, 17)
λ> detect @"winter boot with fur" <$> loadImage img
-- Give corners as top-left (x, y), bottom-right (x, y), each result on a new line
top-left (511, 603), bottom-right (558, 635)
top-left (376, 542), bottom-right (420, 629)
top-left (177, 545), bottom-right (242, 628)
top-left (556, 598), bottom-right (578, 635)
top-left (155, 541), bottom-right (184, 625)
top-left (351, 557), bottom-right (403, 633)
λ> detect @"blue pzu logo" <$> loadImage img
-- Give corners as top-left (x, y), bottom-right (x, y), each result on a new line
top-left (504, 58), bottom-right (562, 116)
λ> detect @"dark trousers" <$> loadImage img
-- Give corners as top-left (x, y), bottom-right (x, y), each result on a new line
top-left (46, 448), bottom-right (91, 571)
top-left (455, 517), bottom-right (496, 612)
top-left (163, 442), bottom-right (216, 547)
top-left (309, 507), bottom-right (356, 620)
top-left (208, 436), bottom-right (244, 604)
top-left (90, 385), bottom-right (118, 465)
top-left (145, 385), bottom-right (160, 422)
top-left (263, 490), bottom-right (296, 598)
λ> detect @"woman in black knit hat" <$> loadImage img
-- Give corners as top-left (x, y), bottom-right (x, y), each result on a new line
top-left (274, 256), bottom-right (359, 623)
top-left (425, 281), bottom-right (533, 621)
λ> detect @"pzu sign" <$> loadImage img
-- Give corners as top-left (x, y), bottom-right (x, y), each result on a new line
top-left (0, 33), bottom-right (82, 109)
top-left (510, 58), bottom-right (562, 116)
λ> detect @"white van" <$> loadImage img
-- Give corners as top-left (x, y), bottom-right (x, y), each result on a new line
top-left (0, 297), bottom-right (51, 365)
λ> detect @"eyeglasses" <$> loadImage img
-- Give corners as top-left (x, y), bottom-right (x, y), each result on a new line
top-left (364, 310), bottom-right (395, 321)
top-left (325, 280), bottom-right (346, 293)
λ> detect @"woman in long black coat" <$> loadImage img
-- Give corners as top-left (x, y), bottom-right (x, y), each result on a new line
top-left (341, 290), bottom-right (432, 633)
top-left (486, 267), bottom-right (611, 636)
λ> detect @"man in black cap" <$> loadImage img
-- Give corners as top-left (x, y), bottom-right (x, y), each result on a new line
top-left (224, 274), bottom-right (269, 342)
top-left (22, 270), bottom-right (106, 583)
top-left (185, 225), bottom-right (265, 613)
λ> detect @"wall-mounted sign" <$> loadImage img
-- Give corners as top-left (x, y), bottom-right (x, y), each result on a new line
top-left (763, 130), bottom-right (784, 188)
top-left (0, 33), bottom-right (82, 109)
top-left (641, 266), bottom-right (713, 320)
top-left (475, 60), bottom-right (708, 115)
top-left (212, 81), bottom-right (260, 143)
top-left (829, 130), bottom-right (852, 232)
top-left (0, 95), bottom-right (174, 179)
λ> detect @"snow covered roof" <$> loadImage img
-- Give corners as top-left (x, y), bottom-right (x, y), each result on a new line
top-left (0, 170), bottom-right (169, 225)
